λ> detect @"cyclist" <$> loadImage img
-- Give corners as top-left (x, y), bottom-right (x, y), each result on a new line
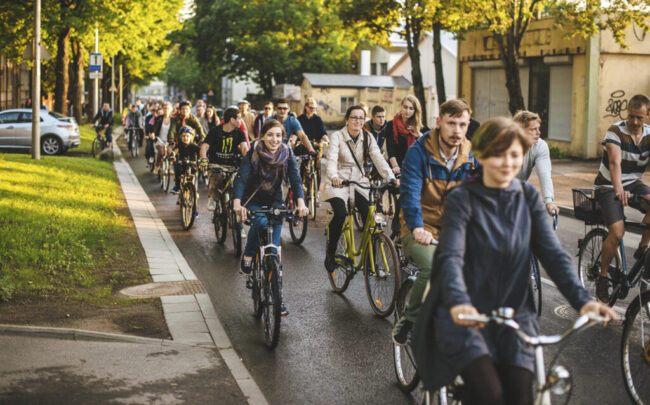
top-left (93, 102), bottom-right (114, 148)
top-left (297, 97), bottom-right (329, 150)
top-left (364, 105), bottom-right (387, 151)
top-left (385, 95), bottom-right (425, 236)
top-left (200, 107), bottom-right (249, 212)
top-left (232, 119), bottom-right (309, 316)
top-left (153, 103), bottom-right (173, 174)
top-left (411, 117), bottom-right (616, 405)
top-left (238, 100), bottom-right (256, 140)
top-left (593, 94), bottom-right (650, 302)
top-left (144, 105), bottom-right (159, 168)
top-left (392, 99), bottom-right (477, 345)
top-left (513, 111), bottom-right (558, 215)
top-left (266, 98), bottom-right (316, 155)
top-left (254, 101), bottom-right (274, 139)
top-left (171, 126), bottom-right (201, 198)
top-left (125, 104), bottom-right (144, 151)
top-left (169, 101), bottom-right (206, 144)
top-left (197, 104), bottom-right (209, 136)
top-left (322, 105), bottom-right (398, 272)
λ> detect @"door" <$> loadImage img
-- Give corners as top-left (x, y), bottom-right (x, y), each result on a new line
top-left (0, 111), bottom-right (22, 146)
top-left (547, 65), bottom-right (572, 142)
top-left (16, 112), bottom-right (34, 146)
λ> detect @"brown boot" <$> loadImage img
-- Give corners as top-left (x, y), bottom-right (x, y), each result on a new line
top-left (596, 275), bottom-right (609, 303)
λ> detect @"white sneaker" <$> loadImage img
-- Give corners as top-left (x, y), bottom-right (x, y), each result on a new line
top-left (207, 198), bottom-right (216, 211)
top-left (241, 229), bottom-right (247, 239)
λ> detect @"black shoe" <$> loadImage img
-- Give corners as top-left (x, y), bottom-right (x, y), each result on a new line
top-left (392, 318), bottom-right (413, 346)
top-left (324, 253), bottom-right (336, 273)
top-left (240, 258), bottom-right (252, 275)
top-left (596, 275), bottom-right (609, 303)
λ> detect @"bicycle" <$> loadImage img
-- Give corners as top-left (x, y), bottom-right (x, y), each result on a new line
top-left (284, 178), bottom-right (308, 245)
top-left (126, 126), bottom-right (140, 158)
top-left (247, 207), bottom-right (293, 349)
top-left (530, 210), bottom-right (558, 316)
top-left (353, 173), bottom-right (397, 235)
top-left (325, 179), bottom-right (400, 317)
top-left (160, 144), bottom-right (174, 193)
top-left (425, 308), bottom-right (607, 405)
top-left (177, 157), bottom-right (199, 230)
top-left (296, 151), bottom-right (319, 222)
top-left (91, 124), bottom-right (108, 158)
top-left (621, 288), bottom-right (650, 404)
top-left (209, 166), bottom-right (238, 247)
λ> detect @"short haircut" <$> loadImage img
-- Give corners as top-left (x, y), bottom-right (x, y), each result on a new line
top-left (439, 99), bottom-right (472, 118)
top-left (344, 105), bottom-right (366, 120)
top-left (471, 117), bottom-right (531, 159)
top-left (513, 110), bottom-right (541, 128)
top-left (629, 94), bottom-right (650, 111)
top-left (264, 100), bottom-right (274, 107)
top-left (371, 105), bottom-right (385, 116)
top-left (223, 107), bottom-right (240, 123)
top-left (179, 100), bottom-right (191, 108)
top-left (275, 98), bottom-right (289, 106)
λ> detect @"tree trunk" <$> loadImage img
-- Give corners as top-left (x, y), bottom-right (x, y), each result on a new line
top-left (496, 33), bottom-right (525, 114)
top-left (54, 27), bottom-right (71, 114)
top-left (404, 17), bottom-right (427, 126)
top-left (70, 38), bottom-right (84, 123)
top-left (432, 21), bottom-right (446, 106)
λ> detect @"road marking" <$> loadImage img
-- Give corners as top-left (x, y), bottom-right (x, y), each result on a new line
top-left (541, 276), bottom-right (627, 315)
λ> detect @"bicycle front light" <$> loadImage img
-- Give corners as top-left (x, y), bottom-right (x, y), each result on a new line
top-left (546, 365), bottom-right (572, 395)
top-left (374, 213), bottom-right (386, 226)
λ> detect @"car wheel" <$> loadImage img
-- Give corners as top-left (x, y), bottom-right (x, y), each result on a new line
top-left (41, 135), bottom-right (62, 155)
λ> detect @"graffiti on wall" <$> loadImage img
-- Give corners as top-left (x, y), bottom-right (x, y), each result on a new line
top-left (603, 90), bottom-right (628, 120)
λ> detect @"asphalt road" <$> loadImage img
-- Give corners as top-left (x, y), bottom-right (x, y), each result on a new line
top-left (127, 153), bottom-right (643, 405)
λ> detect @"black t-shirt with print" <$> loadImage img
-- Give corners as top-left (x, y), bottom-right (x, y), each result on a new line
top-left (205, 124), bottom-right (246, 165)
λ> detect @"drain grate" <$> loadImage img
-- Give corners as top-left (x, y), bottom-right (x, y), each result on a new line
top-left (554, 304), bottom-right (623, 325)
top-left (118, 280), bottom-right (206, 298)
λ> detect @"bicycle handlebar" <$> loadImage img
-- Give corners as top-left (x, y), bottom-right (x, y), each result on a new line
top-left (457, 307), bottom-right (607, 346)
top-left (247, 208), bottom-right (296, 217)
top-left (340, 179), bottom-right (393, 190)
top-left (551, 210), bottom-right (558, 231)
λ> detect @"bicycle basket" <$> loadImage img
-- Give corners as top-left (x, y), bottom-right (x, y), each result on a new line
top-left (572, 188), bottom-right (603, 225)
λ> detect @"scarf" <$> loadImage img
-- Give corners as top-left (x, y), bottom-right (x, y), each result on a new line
top-left (392, 113), bottom-right (416, 147)
top-left (251, 141), bottom-right (289, 191)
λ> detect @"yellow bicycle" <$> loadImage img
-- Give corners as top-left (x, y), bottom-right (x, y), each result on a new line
top-left (326, 179), bottom-right (400, 317)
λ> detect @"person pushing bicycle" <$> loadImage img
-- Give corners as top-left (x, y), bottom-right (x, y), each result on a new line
top-left (392, 99), bottom-right (478, 346)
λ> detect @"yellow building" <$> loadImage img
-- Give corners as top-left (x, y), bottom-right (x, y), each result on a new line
top-left (301, 73), bottom-right (413, 127)
top-left (458, 18), bottom-right (650, 158)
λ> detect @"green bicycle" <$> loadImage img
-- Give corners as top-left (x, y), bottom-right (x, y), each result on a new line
top-left (326, 179), bottom-right (400, 317)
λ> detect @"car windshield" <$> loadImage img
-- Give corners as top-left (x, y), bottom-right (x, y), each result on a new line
top-left (48, 111), bottom-right (67, 120)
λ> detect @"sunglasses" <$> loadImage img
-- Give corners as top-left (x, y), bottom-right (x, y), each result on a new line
top-left (277, 107), bottom-right (289, 111)
top-left (264, 107), bottom-right (273, 110)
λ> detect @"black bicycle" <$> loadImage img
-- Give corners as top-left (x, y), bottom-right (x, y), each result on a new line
top-left (210, 166), bottom-right (238, 246)
top-left (247, 207), bottom-right (293, 349)
top-left (126, 126), bottom-right (140, 158)
top-left (529, 210), bottom-right (558, 317)
top-left (178, 158), bottom-right (199, 230)
top-left (91, 124), bottom-right (108, 158)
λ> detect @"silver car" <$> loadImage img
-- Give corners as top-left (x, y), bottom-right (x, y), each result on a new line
top-left (0, 109), bottom-right (81, 155)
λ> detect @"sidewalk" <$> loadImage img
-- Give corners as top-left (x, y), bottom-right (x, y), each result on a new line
top-left (0, 131), bottom-right (267, 405)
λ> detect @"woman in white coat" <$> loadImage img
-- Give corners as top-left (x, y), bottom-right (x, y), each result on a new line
top-left (323, 105), bottom-right (398, 272)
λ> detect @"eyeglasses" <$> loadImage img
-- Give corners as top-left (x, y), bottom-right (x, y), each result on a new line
top-left (264, 107), bottom-right (273, 110)
top-left (348, 116), bottom-right (365, 121)
top-left (307, 105), bottom-right (316, 110)
top-left (277, 107), bottom-right (289, 111)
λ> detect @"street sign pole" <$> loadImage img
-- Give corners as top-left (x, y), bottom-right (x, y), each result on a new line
top-left (32, 0), bottom-right (41, 160)
top-left (119, 64), bottom-right (123, 113)
top-left (93, 27), bottom-right (99, 118)
top-left (111, 56), bottom-right (115, 111)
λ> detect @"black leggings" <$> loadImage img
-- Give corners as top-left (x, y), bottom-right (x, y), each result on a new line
top-left (326, 193), bottom-right (369, 256)
top-left (458, 355), bottom-right (533, 405)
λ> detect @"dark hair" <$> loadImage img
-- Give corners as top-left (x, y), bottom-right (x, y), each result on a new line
top-left (629, 94), bottom-right (650, 111)
top-left (260, 119), bottom-right (286, 139)
top-left (275, 98), bottom-right (289, 106)
top-left (344, 105), bottom-right (370, 164)
top-left (264, 100), bottom-right (274, 107)
top-left (439, 99), bottom-right (472, 118)
top-left (179, 100), bottom-right (191, 108)
top-left (371, 105), bottom-right (385, 116)
top-left (223, 107), bottom-right (240, 123)
top-left (344, 105), bottom-right (366, 120)
top-left (471, 117), bottom-right (531, 159)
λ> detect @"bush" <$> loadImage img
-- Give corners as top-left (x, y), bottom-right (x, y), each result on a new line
top-left (549, 145), bottom-right (564, 159)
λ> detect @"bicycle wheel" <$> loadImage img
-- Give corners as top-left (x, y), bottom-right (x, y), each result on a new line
top-left (530, 256), bottom-right (542, 316)
top-left (252, 256), bottom-right (263, 319)
top-left (393, 279), bottom-right (420, 392)
top-left (231, 209), bottom-right (242, 257)
top-left (364, 232), bottom-right (400, 317)
top-left (180, 183), bottom-right (197, 230)
top-left (327, 226), bottom-right (353, 293)
top-left (213, 197), bottom-right (228, 244)
top-left (91, 137), bottom-right (102, 158)
top-left (162, 159), bottom-right (171, 192)
top-left (309, 173), bottom-right (317, 221)
top-left (262, 256), bottom-right (282, 349)
top-left (289, 210), bottom-right (308, 245)
top-left (380, 188), bottom-right (396, 234)
top-left (621, 289), bottom-right (650, 405)
top-left (578, 228), bottom-right (621, 301)
top-left (131, 132), bottom-right (138, 158)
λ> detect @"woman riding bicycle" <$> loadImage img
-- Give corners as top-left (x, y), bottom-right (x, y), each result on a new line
top-left (323, 105), bottom-right (398, 272)
top-left (411, 117), bottom-right (616, 405)
top-left (233, 120), bottom-right (308, 315)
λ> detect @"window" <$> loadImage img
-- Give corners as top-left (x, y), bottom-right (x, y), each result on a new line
top-left (0, 112), bottom-right (20, 124)
top-left (380, 63), bottom-right (388, 75)
top-left (371, 63), bottom-right (377, 75)
top-left (340, 97), bottom-right (355, 114)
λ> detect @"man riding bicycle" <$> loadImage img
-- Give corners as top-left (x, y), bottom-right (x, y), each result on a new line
top-left (392, 99), bottom-right (478, 345)
top-left (594, 94), bottom-right (650, 303)
top-left (266, 98), bottom-right (316, 155)
top-left (170, 101), bottom-right (206, 144)
top-left (200, 107), bottom-right (249, 211)
top-left (93, 102), bottom-right (114, 147)
top-left (125, 104), bottom-right (144, 150)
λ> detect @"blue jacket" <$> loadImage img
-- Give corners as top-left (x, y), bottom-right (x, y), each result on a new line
top-left (399, 130), bottom-right (478, 238)
top-left (233, 143), bottom-right (303, 206)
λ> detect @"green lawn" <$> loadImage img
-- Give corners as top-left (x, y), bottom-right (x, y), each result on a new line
top-left (0, 125), bottom-right (148, 302)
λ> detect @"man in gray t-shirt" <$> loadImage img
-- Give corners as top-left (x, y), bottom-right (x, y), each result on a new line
top-left (514, 110), bottom-right (558, 215)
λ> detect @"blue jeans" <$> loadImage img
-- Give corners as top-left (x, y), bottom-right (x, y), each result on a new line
top-left (244, 203), bottom-right (283, 258)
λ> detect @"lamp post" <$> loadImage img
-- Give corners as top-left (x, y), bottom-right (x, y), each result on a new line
top-left (32, 0), bottom-right (41, 160)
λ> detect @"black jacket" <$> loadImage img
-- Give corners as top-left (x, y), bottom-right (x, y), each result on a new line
top-left (93, 109), bottom-right (113, 127)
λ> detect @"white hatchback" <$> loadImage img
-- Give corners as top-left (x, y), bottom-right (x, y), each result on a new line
top-left (0, 109), bottom-right (81, 155)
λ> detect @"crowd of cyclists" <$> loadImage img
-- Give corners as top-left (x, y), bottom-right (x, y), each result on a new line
top-left (94, 92), bottom-right (650, 404)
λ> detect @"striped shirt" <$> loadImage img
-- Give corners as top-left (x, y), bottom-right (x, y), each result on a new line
top-left (595, 121), bottom-right (650, 188)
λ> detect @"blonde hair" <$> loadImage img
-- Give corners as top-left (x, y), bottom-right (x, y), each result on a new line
top-left (401, 95), bottom-right (422, 132)
top-left (304, 97), bottom-right (317, 115)
top-left (513, 110), bottom-right (541, 129)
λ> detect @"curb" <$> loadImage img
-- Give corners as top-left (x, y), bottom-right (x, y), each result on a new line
top-left (0, 324), bottom-right (183, 345)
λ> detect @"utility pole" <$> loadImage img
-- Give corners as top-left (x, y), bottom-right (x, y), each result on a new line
top-left (111, 56), bottom-right (115, 111)
top-left (119, 64), bottom-right (123, 113)
top-left (93, 27), bottom-right (99, 117)
top-left (32, 0), bottom-right (41, 160)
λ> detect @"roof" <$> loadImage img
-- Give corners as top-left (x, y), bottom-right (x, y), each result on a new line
top-left (302, 73), bottom-right (411, 89)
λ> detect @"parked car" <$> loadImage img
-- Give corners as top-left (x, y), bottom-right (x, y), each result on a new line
top-left (0, 109), bottom-right (81, 155)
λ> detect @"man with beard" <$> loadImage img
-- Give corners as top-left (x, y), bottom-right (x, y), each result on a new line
top-left (392, 99), bottom-right (478, 346)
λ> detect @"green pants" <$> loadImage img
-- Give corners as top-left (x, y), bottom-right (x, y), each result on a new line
top-left (403, 233), bottom-right (437, 322)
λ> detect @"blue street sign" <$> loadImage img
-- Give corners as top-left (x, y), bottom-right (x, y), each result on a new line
top-left (89, 53), bottom-right (102, 72)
